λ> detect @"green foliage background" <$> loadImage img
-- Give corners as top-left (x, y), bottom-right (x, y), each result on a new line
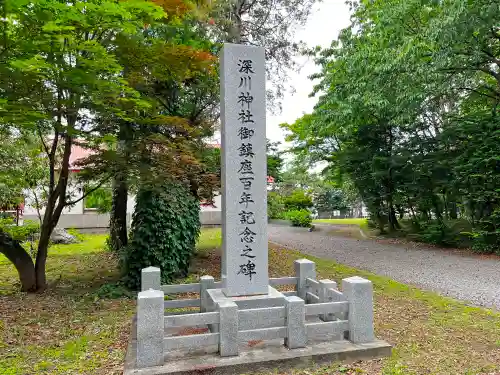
top-left (121, 182), bottom-right (200, 289)
top-left (268, 189), bottom-right (313, 227)
top-left (285, 209), bottom-right (312, 227)
top-left (0, 219), bottom-right (39, 242)
top-left (283, 190), bottom-right (313, 211)
top-left (282, 0), bottom-right (500, 253)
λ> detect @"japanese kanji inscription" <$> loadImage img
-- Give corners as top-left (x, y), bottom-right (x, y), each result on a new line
top-left (220, 43), bottom-right (268, 296)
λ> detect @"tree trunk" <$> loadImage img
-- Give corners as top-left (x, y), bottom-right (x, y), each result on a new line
top-left (109, 124), bottom-right (130, 252)
top-left (449, 202), bottom-right (458, 220)
top-left (0, 231), bottom-right (36, 292)
top-left (229, 0), bottom-right (244, 43)
top-left (432, 195), bottom-right (443, 221)
top-left (35, 214), bottom-right (53, 291)
top-left (388, 204), bottom-right (400, 231)
top-left (34, 133), bottom-right (73, 292)
top-left (396, 205), bottom-right (405, 220)
top-left (109, 175), bottom-right (128, 252)
top-left (376, 213), bottom-right (386, 234)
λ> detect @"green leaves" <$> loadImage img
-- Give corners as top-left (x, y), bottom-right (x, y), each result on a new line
top-left (283, 0), bottom-right (500, 251)
top-left (9, 56), bottom-right (52, 74)
top-left (286, 210), bottom-right (312, 227)
top-left (42, 21), bottom-right (75, 33)
top-left (122, 182), bottom-right (201, 289)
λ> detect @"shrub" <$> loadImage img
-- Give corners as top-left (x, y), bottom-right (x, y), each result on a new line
top-left (66, 228), bottom-right (85, 242)
top-left (267, 191), bottom-right (285, 220)
top-left (286, 209), bottom-right (312, 227)
top-left (470, 230), bottom-right (500, 254)
top-left (469, 210), bottom-right (500, 254)
top-left (121, 182), bottom-right (200, 290)
top-left (284, 190), bottom-right (313, 211)
top-left (0, 218), bottom-right (39, 241)
top-left (411, 219), bottom-right (471, 248)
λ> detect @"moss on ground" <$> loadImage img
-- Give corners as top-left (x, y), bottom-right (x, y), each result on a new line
top-left (0, 228), bottom-right (499, 374)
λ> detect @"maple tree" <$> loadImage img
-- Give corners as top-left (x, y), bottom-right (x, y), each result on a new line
top-left (210, 0), bottom-right (319, 107)
top-left (0, 0), bottom-right (217, 291)
top-left (84, 6), bottom-right (220, 253)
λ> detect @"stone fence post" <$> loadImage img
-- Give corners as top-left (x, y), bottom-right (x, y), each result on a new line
top-left (318, 279), bottom-right (337, 322)
top-left (294, 259), bottom-right (316, 300)
top-left (141, 266), bottom-right (161, 291)
top-left (284, 296), bottom-right (306, 349)
top-left (218, 301), bottom-right (238, 357)
top-left (342, 276), bottom-right (374, 343)
top-left (137, 289), bottom-right (164, 368)
top-left (200, 275), bottom-right (215, 312)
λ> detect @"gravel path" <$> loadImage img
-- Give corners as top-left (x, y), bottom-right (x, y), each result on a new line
top-left (268, 223), bottom-right (500, 309)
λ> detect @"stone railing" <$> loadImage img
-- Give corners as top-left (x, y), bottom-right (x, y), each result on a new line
top-left (136, 259), bottom-right (375, 368)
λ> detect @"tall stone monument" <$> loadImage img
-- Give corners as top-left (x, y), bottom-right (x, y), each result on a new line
top-left (125, 42), bottom-right (390, 375)
top-left (220, 43), bottom-right (268, 296)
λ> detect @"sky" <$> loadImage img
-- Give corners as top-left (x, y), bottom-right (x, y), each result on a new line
top-left (266, 1), bottom-right (351, 145)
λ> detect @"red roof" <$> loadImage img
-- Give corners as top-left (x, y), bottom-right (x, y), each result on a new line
top-left (67, 143), bottom-right (275, 184)
top-left (69, 144), bottom-right (93, 171)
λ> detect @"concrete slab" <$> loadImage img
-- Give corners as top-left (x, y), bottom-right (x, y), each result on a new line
top-left (124, 334), bottom-right (391, 375)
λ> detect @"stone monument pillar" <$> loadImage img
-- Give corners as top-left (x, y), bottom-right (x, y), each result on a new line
top-left (220, 43), bottom-right (268, 296)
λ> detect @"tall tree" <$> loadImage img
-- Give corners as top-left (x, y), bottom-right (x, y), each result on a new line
top-left (96, 12), bottom-right (220, 252)
top-left (211, 0), bottom-right (319, 106)
top-left (283, 0), bottom-right (500, 249)
top-left (266, 140), bottom-right (284, 182)
top-left (0, 0), bottom-right (164, 291)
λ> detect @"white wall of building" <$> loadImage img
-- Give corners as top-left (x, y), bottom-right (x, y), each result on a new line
top-left (23, 175), bottom-right (84, 216)
top-left (23, 175), bottom-right (222, 228)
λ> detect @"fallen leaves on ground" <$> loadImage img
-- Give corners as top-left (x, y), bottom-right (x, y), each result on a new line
top-left (1, 230), bottom-right (499, 375)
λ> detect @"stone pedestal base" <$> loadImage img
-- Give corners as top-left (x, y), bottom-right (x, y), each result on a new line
top-left (207, 286), bottom-right (285, 309)
top-left (132, 263), bottom-right (392, 374)
top-left (124, 329), bottom-right (392, 375)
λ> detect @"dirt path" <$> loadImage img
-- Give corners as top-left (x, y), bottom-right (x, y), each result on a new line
top-left (268, 223), bottom-right (500, 309)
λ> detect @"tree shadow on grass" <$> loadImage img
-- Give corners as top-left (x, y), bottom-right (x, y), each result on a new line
top-left (0, 249), bottom-right (122, 298)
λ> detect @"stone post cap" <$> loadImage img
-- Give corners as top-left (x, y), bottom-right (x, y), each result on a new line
top-left (285, 295), bottom-right (304, 303)
top-left (319, 278), bottom-right (336, 283)
top-left (138, 289), bottom-right (164, 299)
top-left (294, 259), bottom-right (315, 264)
top-left (200, 275), bottom-right (215, 280)
top-left (343, 276), bottom-right (371, 284)
top-left (217, 300), bottom-right (238, 308)
top-left (142, 266), bottom-right (160, 272)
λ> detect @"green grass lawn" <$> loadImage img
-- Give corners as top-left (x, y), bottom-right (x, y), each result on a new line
top-left (313, 218), bottom-right (368, 226)
top-left (312, 218), bottom-right (372, 239)
top-left (1, 228), bottom-right (499, 374)
top-left (0, 234), bottom-right (135, 375)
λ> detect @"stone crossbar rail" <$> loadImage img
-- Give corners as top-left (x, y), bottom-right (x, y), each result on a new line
top-left (160, 277), bottom-right (296, 294)
top-left (239, 326), bottom-right (287, 341)
top-left (305, 301), bottom-right (349, 316)
top-left (141, 267), bottom-right (299, 311)
top-left (306, 320), bottom-right (349, 338)
top-left (239, 306), bottom-right (286, 321)
top-left (142, 268), bottom-right (298, 296)
top-left (136, 260), bottom-right (375, 368)
top-left (165, 312), bottom-right (220, 328)
top-left (164, 298), bottom-right (200, 309)
top-left (164, 332), bottom-right (220, 351)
